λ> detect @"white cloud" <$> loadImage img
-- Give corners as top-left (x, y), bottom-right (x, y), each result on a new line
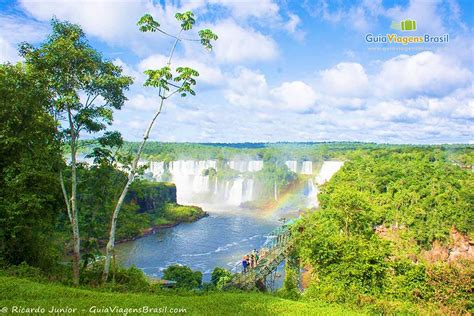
top-left (374, 51), bottom-right (471, 97)
top-left (319, 62), bottom-right (369, 97)
top-left (284, 13), bottom-right (301, 33)
top-left (209, 20), bottom-right (278, 63)
top-left (224, 68), bottom-right (271, 108)
top-left (0, 14), bottom-right (49, 63)
top-left (19, 0), bottom-right (145, 43)
top-left (384, 0), bottom-right (445, 33)
top-left (270, 81), bottom-right (317, 111)
top-left (127, 94), bottom-right (161, 111)
top-left (224, 68), bottom-right (317, 112)
top-left (0, 36), bottom-right (19, 63)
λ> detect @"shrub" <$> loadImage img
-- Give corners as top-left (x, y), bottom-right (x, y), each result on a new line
top-left (211, 267), bottom-right (232, 289)
top-left (163, 265), bottom-right (202, 289)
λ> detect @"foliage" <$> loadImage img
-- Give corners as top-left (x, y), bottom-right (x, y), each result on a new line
top-left (0, 64), bottom-right (63, 270)
top-left (162, 203), bottom-right (206, 223)
top-left (162, 265), bottom-right (202, 289)
top-left (255, 161), bottom-right (297, 201)
top-left (20, 18), bottom-right (133, 284)
top-left (211, 267), bottom-right (232, 289)
top-left (295, 148), bottom-right (473, 314)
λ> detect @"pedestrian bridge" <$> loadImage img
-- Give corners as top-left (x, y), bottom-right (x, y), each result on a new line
top-left (225, 223), bottom-right (295, 290)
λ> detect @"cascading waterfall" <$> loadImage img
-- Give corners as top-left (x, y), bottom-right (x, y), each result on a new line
top-left (285, 161), bottom-right (298, 173)
top-left (284, 160), bottom-right (313, 174)
top-left (228, 160), bottom-right (263, 172)
top-left (305, 179), bottom-right (318, 208)
top-left (315, 161), bottom-right (344, 185)
top-left (143, 158), bottom-right (336, 207)
top-left (300, 161), bottom-right (313, 175)
top-left (227, 178), bottom-right (244, 205)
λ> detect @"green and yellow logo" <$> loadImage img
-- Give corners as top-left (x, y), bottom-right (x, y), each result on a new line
top-left (390, 19), bottom-right (417, 31)
top-left (365, 18), bottom-right (449, 45)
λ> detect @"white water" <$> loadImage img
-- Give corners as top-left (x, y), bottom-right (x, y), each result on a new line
top-left (308, 161), bottom-right (344, 208)
top-left (285, 161), bottom-right (298, 173)
top-left (301, 161), bottom-right (313, 175)
top-left (144, 159), bottom-right (257, 206)
top-left (315, 161), bottom-right (345, 185)
top-left (284, 160), bottom-right (313, 174)
top-left (143, 159), bottom-right (343, 208)
top-left (228, 160), bottom-right (263, 172)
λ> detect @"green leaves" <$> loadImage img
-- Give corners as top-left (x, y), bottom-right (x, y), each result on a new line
top-left (174, 67), bottom-right (199, 97)
top-left (139, 11), bottom-right (216, 100)
top-left (143, 66), bottom-right (199, 98)
top-left (198, 29), bottom-right (218, 51)
top-left (175, 11), bottom-right (195, 30)
top-left (137, 14), bottom-right (160, 32)
top-left (143, 66), bottom-right (172, 91)
top-left (22, 19), bottom-right (133, 141)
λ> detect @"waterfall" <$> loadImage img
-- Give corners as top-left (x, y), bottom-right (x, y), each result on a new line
top-left (315, 161), bottom-right (345, 185)
top-left (227, 178), bottom-right (244, 205)
top-left (167, 160), bottom-right (217, 204)
top-left (228, 160), bottom-right (263, 172)
top-left (305, 179), bottom-right (318, 208)
top-left (301, 161), bottom-right (313, 175)
top-left (285, 160), bottom-right (298, 173)
top-left (273, 181), bottom-right (278, 201)
top-left (242, 178), bottom-right (254, 202)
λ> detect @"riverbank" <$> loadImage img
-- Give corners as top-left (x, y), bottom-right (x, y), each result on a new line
top-left (113, 208), bottom-right (209, 245)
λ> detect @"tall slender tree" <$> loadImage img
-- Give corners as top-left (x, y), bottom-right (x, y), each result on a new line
top-left (21, 19), bottom-right (133, 284)
top-left (102, 11), bottom-right (217, 281)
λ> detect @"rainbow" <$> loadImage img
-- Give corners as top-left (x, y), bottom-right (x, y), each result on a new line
top-left (259, 176), bottom-right (315, 218)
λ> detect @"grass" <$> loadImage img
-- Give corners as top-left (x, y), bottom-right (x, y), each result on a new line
top-left (0, 276), bottom-right (365, 315)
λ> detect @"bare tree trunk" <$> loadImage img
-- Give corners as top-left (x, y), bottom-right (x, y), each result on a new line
top-left (102, 98), bottom-right (165, 282)
top-left (67, 108), bottom-right (81, 285)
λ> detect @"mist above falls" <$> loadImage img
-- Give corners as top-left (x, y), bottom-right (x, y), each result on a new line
top-left (143, 159), bottom-right (344, 210)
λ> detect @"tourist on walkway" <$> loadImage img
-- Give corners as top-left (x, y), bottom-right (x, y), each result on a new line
top-left (250, 252), bottom-right (255, 268)
top-left (242, 256), bottom-right (249, 273)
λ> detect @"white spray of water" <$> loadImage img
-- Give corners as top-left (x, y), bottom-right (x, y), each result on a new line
top-left (307, 161), bottom-right (344, 208)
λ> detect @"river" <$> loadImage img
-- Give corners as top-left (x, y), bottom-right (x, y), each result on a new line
top-left (115, 161), bottom-right (344, 283)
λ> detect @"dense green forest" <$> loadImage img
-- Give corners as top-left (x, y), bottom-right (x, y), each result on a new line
top-left (294, 148), bottom-right (473, 314)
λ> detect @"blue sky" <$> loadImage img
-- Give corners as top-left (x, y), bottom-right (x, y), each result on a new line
top-left (0, 0), bottom-right (473, 143)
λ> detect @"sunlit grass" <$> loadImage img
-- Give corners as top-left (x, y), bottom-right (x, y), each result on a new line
top-left (0, 276), bottom-right (364, 315)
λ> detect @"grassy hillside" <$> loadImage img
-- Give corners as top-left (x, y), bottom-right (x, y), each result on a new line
top-left (0, 276), bottom-right (363, 316)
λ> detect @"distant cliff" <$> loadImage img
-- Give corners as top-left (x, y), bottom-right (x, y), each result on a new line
top-left (114, 181), bottom-right (207, 243)
top-left (127, 181), bottom-right (177, 212)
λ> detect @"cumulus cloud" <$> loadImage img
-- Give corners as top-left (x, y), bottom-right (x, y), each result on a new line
top-left (209, 20), bottom-right (278, 63)
top-left (319, 62), bottom-right (369, 97)
top-left (19, 0), bottom-right (146, 43)
top-left (224, 68), bottom-right (317, 112)
top-left (270, 81), bottom-right (317, 111)
top-left (374, 51), bottom-right (471, 97)
top-left (18, 0), bottom-right (292, 59)
top-left (127, 94), bottom-right (161, 111)
top-left (0, 14), bottom-right (49, 63)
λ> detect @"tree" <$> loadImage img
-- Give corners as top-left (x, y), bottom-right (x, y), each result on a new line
top-left (21, 20), bottom-right (133, 284)
top-left (0, 63), bottom-right (63, 270)
top-left (102, 11), bottom-right (217, 281)
top-left (163, 265), bottom-right (202, 289)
